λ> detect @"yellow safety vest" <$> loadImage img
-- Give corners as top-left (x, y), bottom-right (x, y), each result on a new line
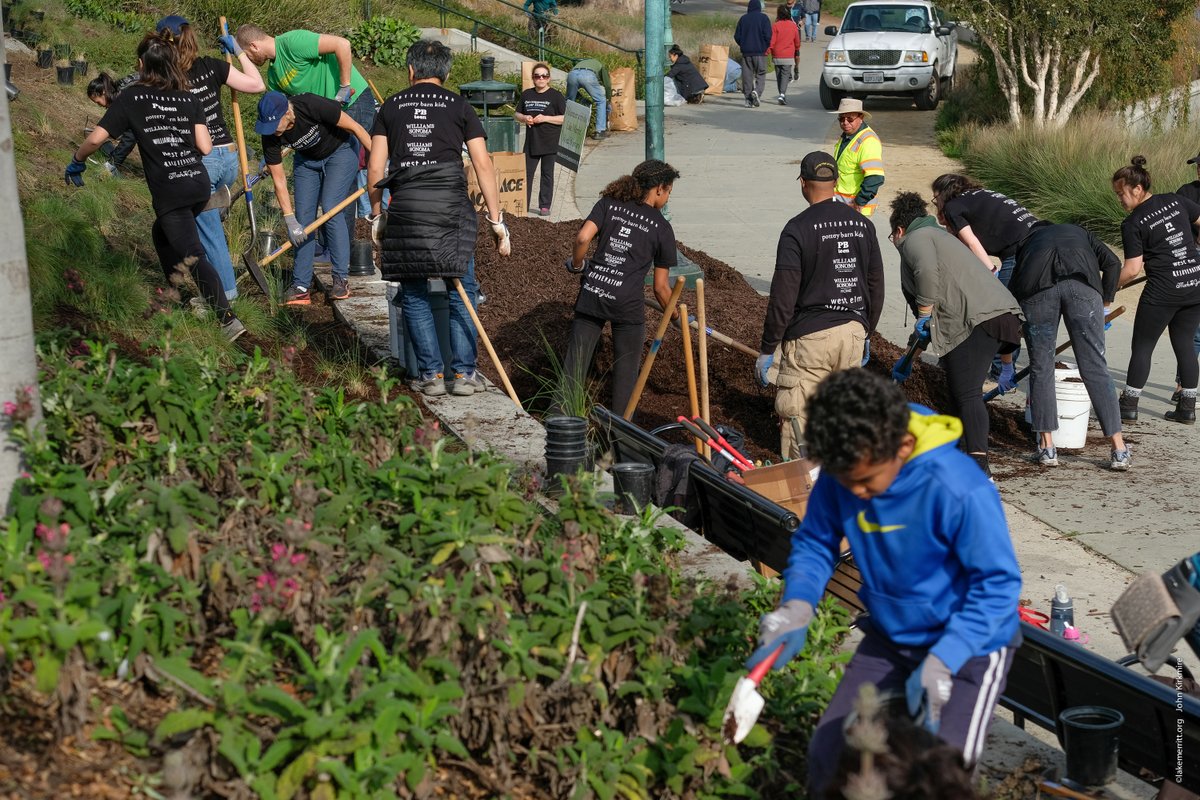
top-left (834, 125), bottom-right (884, 216)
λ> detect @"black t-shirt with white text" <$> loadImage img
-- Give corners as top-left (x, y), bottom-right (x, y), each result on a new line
top-left (263, 93), bottom-right (348, 164)
top-left (943, 189), bottom-right (1038, 260)
top-left (98, 86), bottom-right (209, 214)
top-left (187, 56), bottom-right (233, 147)
top-left (372, 83), bottom-right (486, 168)
top-left (517, 87), bottom-right (566, 156)
top-left (576, 197), bottom-right (677, 324)
top-left (1121, 193), bottom-right (1200, 305)
top-left (761, 198), bottom-right (884, 351)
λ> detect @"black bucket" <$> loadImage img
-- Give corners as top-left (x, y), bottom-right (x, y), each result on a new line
top-left (349, 238), bottom-right (375, 276)
top-left (544, 416), bottom-right (588, 494)
top-left (1059, 705), bottom-right (1123, 786)
top-left (612, 462), bottom-right (654, 514)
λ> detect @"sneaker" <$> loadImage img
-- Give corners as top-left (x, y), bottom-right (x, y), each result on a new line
top-left (283, 285), bottom-right (311, 306)
top-left (777, 94), bottom-right (786, 105)
top-left (221, 317), bottom-right (246, 342)
top-left (188, 296), bottom-right (209, 318)
top-left (330, 275), bottom-right (350, 300)
top-left (745, 98), bottom-right (754, 108)
top-left (751, 90), bottom-right (760, 107)
top-left (591, 130), bottom-right (607, 141)
top-left (412, 374), bottom-right (447, 397)
top-left (1110, 446), bottom-right (1132, 471)
top-left (540, 207), bottom-right (551, 216)
top-left (1035, 446), bottom-right (1059, 467)
top-left (451, 371), bottom-right (486, 396)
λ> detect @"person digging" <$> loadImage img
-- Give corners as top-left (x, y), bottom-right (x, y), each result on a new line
top-left (745, 367), bottom-right (1022, 797)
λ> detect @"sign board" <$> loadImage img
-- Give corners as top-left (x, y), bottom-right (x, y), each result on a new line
top-left (555, 100), bottom-right (591, 173)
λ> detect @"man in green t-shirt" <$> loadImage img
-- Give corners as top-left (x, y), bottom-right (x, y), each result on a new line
top-left (237, 25), bottom-right (377, 221)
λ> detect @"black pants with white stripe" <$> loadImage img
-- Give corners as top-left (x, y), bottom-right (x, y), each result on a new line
top-left (806, 621), bottom-right (1020, 795)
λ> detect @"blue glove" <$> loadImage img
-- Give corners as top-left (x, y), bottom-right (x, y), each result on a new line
top-left (861, 339), bottom-right (871, 367)
top-left (905, 654), bottom-right (952, 734)
top-left (755, 353), bottom-right (773, 388)
top-left (892, 356), bottom-right (913, 383)
top-left (65, 157), bottom-right (86, 187)
top-left (998, 361), bottom-right (1017, 393)
top-left (1103, 306), bottom-right (1112, 331)
top-left (746, 599), bottom-right (813, 671)
top-left (218, 34), bottom-right (243, 56)
top-left (334, 84), bottom-right (355, 105)
top-left (913, 315), bottom-right (931, 346)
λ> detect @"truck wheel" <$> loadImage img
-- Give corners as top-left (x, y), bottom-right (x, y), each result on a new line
top-left (914, 67), bottom-right (940, 110)
top-left (819, 77), bottom-right (843, 110)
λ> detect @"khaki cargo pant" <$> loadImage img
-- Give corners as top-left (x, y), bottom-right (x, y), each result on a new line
top-left (775, 321), bottom-right (867, 460)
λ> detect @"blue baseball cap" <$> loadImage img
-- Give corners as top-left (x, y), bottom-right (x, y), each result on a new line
top-left (155, 15), bottom-right (189, 36)
top-left (255, 92), bottom-right (289, 135)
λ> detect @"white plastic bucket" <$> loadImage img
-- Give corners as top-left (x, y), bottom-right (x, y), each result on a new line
top-left (1052, 365), bottom-right (1092, 449)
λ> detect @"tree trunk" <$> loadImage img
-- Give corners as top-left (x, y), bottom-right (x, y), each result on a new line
top-left (0, 15), bottom-right (41, 513)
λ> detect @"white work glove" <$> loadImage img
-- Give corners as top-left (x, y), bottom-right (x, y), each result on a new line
top-left (746, 599), bottom-right (813, 670)
top-left (488, 212), bottom-right (512, 256)
top-left (103, 161), bottom-right (119, 177)
top-left (283, 214), bottom-right (308, 248)
top-left (367, 212), bottom-right (386, 246)
top-left (334, 84), bottom-right (355, 105)
top-left (755, 353), bottom-right (773, 388)
top-left (905, 654), bottom-right (953, 734)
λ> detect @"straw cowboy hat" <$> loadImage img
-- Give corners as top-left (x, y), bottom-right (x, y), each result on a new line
top-left (828, 98), bottom-right (871, 118)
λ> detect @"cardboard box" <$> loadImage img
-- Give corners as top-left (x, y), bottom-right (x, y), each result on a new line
top-left (741, 458), bottom-right (820, 522)
top-left (465, 152), bottom-right (528, 217)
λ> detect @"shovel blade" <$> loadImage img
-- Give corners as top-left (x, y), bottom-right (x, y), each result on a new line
top-left (242, 250), bottom-right (270, 297)
top-left (722, 675), bottom-right (767, 744)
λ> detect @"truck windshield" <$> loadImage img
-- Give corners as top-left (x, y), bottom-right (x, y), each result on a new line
top-left (842, 5), bottom-right (930, 33)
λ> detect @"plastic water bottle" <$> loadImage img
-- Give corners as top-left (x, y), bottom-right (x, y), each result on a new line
top-left (1050, 583), bottom-right (1074, 637)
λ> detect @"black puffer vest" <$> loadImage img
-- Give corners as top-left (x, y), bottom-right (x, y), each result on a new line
top-left (378, 161), bottom-right (477, 281)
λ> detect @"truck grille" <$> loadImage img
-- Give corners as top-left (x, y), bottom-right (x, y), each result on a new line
top-left (848, 50), bottom-right (902, 67)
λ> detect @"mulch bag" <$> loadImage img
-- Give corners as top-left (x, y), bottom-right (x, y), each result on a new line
top-left (608, 67), bottom-right (638, 131)
top-left (664, 78), bottom-right (686, 107)
top-left (699, 44), bottom-right (729, 95)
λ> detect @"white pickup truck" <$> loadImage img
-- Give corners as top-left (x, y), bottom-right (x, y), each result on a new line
top-left (820, 0), bottom-right (958, 111)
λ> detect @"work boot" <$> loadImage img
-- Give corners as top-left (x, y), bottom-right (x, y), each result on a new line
top-left (1119, 393), bottom-right (1139, 422)
top-left (1165, 395), bottom-right (1196, 424)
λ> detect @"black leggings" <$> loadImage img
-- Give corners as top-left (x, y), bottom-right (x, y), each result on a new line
top-left (1126, 299), bottom-right (1200, 390)
top-left (525, 151), bottom-right (555, 211)
top-left (151, 202), bottom-right (232, 323)
top-left (562, 312), bottom-right (645, 417)
top-left (940, 325), bottom-right (1002, 454)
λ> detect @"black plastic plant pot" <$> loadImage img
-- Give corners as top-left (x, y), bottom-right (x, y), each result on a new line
top-left (37, 50), bottom-right (53, 68)
top-left (348, 239), bottom-right (375, 276)
top-left (56, 65), bottom-right (74, 85)
top-left (72, 59), bottom-right (87, 77)
top-left (53, 43), bottom-right (71, 59)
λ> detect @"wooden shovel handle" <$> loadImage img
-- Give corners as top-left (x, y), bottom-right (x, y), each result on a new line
top-left (259, 189), bottom-right (366, 268)
top-left (678, 303), bottom-right (702, 454)
top-left (623, 277), bottom-right (686, 420)
top-left (220, 17), bottom-right (252, 195)
top-left (452, 279), bottom-right (522, 408)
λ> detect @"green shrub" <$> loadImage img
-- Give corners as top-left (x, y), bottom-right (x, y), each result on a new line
top-left (952, 114), bottom-right (1199, 243)
top-left (349, 15), bottom-right (421, 67)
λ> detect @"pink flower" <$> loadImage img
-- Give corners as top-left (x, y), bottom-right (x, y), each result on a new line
top-left (2, 402), bottom-right (16, 416)
top-left (289, 553), bottom-right (306, 566)
top-left (271, 542), bottom-right (287, 561)
top-left (37, 551), bottom-right (52, 570)
top-left (255, 571), bottom-right (277, 591)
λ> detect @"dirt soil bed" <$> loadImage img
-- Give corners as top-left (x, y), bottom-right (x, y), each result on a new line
top-left (475, 216), bottom-right (1031, 463)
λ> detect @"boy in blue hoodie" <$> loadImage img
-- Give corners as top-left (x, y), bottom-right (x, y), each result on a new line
top-left (745, 368), bottom-right (1022, 794)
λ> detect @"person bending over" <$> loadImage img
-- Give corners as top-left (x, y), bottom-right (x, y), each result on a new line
top-left (746, 368), bottom-right (1021, 797)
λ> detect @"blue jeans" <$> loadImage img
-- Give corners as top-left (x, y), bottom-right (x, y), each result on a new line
top-left (1021, 279), bottom-right (1122, 437)
top-left (992, 254), bottom-right (1021, 373)
top-left (345, 91), bottom-right (377, 220)
top-left (291, 142), bottom-right (358, 287)
top-left (567, 68), bottom-right (607, 133)
top-left (805, 11), bottom-right (819, 40)
top-left (400, 259), bottom-right (479, 379)
top-left (197, 146), bottom-right (239, 299)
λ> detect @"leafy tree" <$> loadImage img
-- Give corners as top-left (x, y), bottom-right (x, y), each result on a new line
top-left (944, 0), bottom-right (1194, 128)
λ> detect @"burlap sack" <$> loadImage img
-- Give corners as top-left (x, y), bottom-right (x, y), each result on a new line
top-left (608, 67), bottom-right (637, 132)
top-left (698, 44), bottom-right (729, 95)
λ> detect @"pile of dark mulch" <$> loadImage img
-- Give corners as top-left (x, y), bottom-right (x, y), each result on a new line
top-left (474, 216), bottom-right (1029, 462)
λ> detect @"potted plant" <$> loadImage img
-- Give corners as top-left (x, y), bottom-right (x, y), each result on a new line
top-left (36, 41), bottom-right (53, 68)
top-left (53, 41), bottom-right (71, 60)
top-left (71, 50), bottom-right (87, 76)
top-left (54, 58), bottom-right (74, 85)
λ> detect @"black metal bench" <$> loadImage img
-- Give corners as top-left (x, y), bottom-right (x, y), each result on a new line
top-left (1001, 622), bottom-right (1200, 792)
top-left (591, 406), bottom-right (867, 617)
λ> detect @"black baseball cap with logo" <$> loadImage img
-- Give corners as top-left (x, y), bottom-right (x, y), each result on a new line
top-left (798, 151), bottom-right (837, 181)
